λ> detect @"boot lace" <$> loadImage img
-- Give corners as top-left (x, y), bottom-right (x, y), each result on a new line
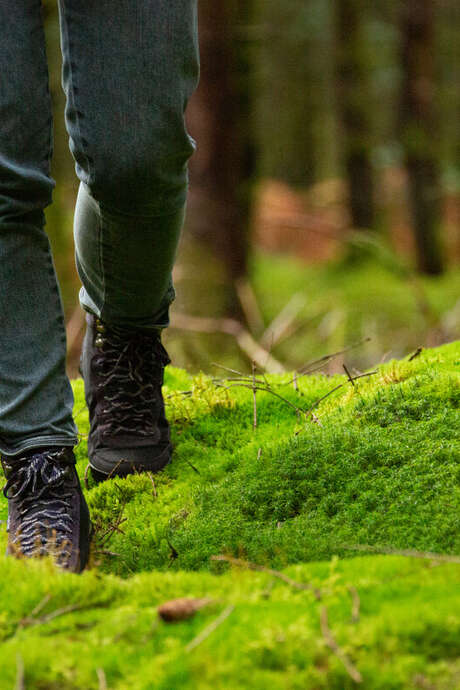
top-left (3, 449), bottom-right (75, 560)
top-left (92, 324), bottom-right (170, 437)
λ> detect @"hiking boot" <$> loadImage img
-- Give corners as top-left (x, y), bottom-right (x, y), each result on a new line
top-left (1, 447), bottom-right (91, 573)
top-left (80, 314), bottom-right (172, 481)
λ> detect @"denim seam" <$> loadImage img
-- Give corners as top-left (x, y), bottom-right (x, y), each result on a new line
top-left (59, 2), bottom-right (93, 181)
top-left (44, 245), bottom-right (77, 440)
top-left (99, 213), bottom-right (107, 319)
top-left (39, 5), bottom-right (54, 174)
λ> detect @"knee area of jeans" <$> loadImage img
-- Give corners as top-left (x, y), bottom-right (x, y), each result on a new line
top-left (84, 136), bottom-right (194, 216)
top-left (92, 180), bottom-right (188, 220)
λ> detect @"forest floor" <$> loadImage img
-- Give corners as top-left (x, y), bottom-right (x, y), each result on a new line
top-left (0, 341), bottom-right (459, 688)
top-left (164, 247), bottom-right (460, 376)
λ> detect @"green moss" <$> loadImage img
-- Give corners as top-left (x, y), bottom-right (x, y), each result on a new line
top-left (0, 556), bottom-right (459, 689)
top-left (0, 342), bottom-right (458, 688)
top-left (64, 341), bottom-right (459, 576)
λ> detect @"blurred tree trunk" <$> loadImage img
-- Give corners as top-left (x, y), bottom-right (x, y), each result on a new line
top-left (253, 1), bottom-right (316, 188)
top-left (399, 0), bottom-right (443, 274)
top-left (184, 0), bottom-right (253, 318)
top-left (254, 0), bottom-right (337, 187)
top-left (335, 0), bottom-right (375, 230)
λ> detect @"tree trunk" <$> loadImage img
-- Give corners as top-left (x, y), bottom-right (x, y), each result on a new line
top-left (335, 0), bottom-right (375, 230)
top-left (254, 0), bottom-right (319, 188)
top-left (399, 0), bottom-right (443, 274)
top-left (184, 0), bottom-right (253, 317)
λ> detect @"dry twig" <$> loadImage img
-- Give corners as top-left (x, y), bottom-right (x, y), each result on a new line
top-left (170, 312), bottom-right (285, 373)
top-left (211, 555), bottom-right (321, 600)
top-left (98, 516), bottom-right (128, 544)
top-left (343, 364), bottom-right (355, 387)
top-left (235, 277), bottom-right (265, 335)
top-left (260, 293), bottom-right (306, 348)
top-left (408, 346), bottom-right (423, 361)
top-left (147, 472), bottom-right (158, 498)
top-left (304, 371), bottom-right (377, 420)
top-left (186, 605), bottom-right (234, 653)
top-left (347, 586), bottom-right (360, 623)
top-left (15, 655), bottom-right (25, 690)
top-left (20, 603), bottom-right (92, 629)
top-left (96, 667), bottom-right (108, 690)
top-left (283, 338), bottom-right (372, 384)
top-left (320, 606), bottom-right (362, 683)
top-left (28, 594), bottom-right (53, 619)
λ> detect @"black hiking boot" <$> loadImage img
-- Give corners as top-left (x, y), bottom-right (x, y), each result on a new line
top-left (1, 447), bottom-right (92, 573)
top-left (80, 314), bottom-right (172, 481)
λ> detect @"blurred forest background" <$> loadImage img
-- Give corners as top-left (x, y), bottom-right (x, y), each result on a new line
top-left (42, 0), bottom-right (460, 377)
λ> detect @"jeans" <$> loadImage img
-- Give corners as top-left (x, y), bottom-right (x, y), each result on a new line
top-left (0, 0), bottom-right (199, 456)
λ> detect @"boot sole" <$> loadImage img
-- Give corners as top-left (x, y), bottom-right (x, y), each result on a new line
top-left (89, 442), bottom-right (172, 483)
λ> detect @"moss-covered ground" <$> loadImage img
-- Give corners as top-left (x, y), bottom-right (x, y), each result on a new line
top-left (0, 341), bottom-right (459, 688)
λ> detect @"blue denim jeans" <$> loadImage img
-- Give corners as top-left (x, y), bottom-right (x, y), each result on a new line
top-left (0, 0), bottom-right (199, 455)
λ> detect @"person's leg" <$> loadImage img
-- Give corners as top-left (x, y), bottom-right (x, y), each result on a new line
top-left (57, 0), bottom-right (199, 478)
top-left (0, 0), bottom-right (78, 456)
top-left (0, 1), bottom-right (90, 572)
top-left (58, 0), bottom-right (199, 330)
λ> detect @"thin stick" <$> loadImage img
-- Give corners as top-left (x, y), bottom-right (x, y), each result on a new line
top-left (211, 555), bottom-right (321, 600)
top-left (96, 667), bottom-right (108, 690)
top-left (106, 459), bottom-right (124, 480)
top-left (289, 338), bottom-right (372, 381)
top-left (184, 458), bottom-right (201, 474)
top-left (20, 603), bottom-right (90, 629)
top-left (310, 412), bottom-right (323, 427)
top-left (260, 293), bottom-right (306, 349)
top-left (408, 346), bottom-right (423, 361)
top-left (218, 382), bottom-right (303, 417)
top-left (347, 586), bottom-right (360, 623)
top-left (186, 605), bottom-right (234, 653)
top-left (147, 472), bottom-right (158, 498)
top-left (320, 607), bottom-right (362, 683)
top-left (342, 364), bottom-right (355, 387)
top-left (257, 448), bottom-right (262, 461)
top-left (235, 277), bottom-right (265, 335)
top-left (211, 362), bottom-right (246, 377)
top-left (15, 655), bottom-right (25, 690)
top-left (304, 371), bottom-right (377, 419)
top-left (29, 594), bottom-right (53, 619)
top-left (170, 313), bottom-right (285, 373)
top-left (98, 517), bottom-right (128, 544)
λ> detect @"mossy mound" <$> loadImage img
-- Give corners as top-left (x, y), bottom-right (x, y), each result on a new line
top-left (1, 555), bottom-right (459, 689)
top-left (0, 341), bottom-right (458, 688)
top-left (82, 341), bottom-right (458, 575)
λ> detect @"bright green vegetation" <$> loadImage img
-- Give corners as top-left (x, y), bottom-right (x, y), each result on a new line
top-left (251, 249), bottom-right (460, 372)
top-left (166, 249), bottom-right (460, 374)
top-left (0, 341), bottom-right (458, 688)
top-left (1, 555), bottom-right (459, 689)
